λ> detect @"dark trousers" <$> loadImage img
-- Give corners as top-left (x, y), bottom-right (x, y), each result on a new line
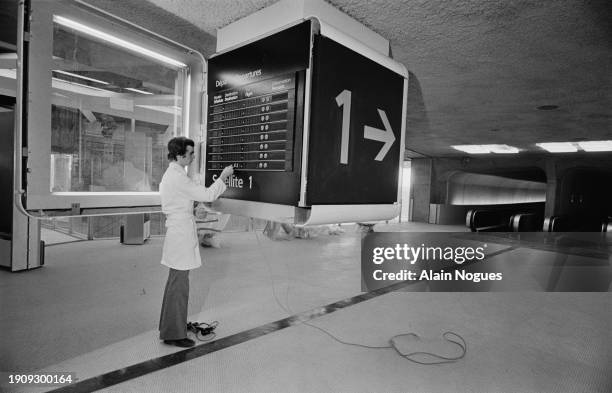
top-left (159, 268), bottom-right (189, 340)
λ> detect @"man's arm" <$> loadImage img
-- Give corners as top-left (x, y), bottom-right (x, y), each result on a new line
top-left (181, 165), bottom-right (234, 202)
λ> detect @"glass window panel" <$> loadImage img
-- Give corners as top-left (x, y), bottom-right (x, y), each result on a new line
top-left (50, 19), bottom-right (186, 192)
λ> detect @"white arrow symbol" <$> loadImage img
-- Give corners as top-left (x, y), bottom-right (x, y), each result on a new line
top-left (364, 109), bottom-right (395, 161)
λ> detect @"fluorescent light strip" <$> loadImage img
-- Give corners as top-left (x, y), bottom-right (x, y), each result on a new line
top-left (52, 77), bottom-right (114, 97)
top-left (536, 142), bottom-right (577, 153)
top-left (52, 77), bottom-right (110, 92)
top-left (135, 104), bottom-right (182, 114)
top-left (53, 15), bottom-right (187, 68)
top-left (125, 87), bottom-right (153, 95)
top-left (53, 69), bottom-right (109, 85)
top-left (184, 72), bottom-right (191, 138)
top-left (577, 140), bottom-right (612, 152)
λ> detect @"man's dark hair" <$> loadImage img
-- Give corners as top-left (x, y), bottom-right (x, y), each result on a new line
top-left (167, 137), bottom-right (195, 160)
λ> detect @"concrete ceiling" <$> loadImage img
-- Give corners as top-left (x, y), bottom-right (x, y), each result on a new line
top-left (88, 0), bottom-right (611, 158)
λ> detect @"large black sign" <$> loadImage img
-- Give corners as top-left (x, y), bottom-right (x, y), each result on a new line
top-left (307, 36), bottom-right (404, 205)
top-left (205, 21), bottom-right (311, 205)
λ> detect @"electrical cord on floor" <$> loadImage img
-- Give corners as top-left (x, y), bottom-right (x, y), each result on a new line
top-left (187, 320), bottom-right (218, 342)
top-left (255, 230), bottom-right (293, 316)
top-left (254, 230), bottom-right (468, 365)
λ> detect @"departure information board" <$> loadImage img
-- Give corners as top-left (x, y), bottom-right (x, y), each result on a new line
top-left (205, 21), bottom-right (311, 205)
top-left (207, 74), bottom-right (297, 172)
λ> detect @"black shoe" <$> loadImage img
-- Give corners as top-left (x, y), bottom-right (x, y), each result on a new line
top-left (163, 338), bottom-right (195, 348)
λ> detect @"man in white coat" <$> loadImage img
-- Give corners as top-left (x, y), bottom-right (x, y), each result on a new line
top-left (159, 136), bottom-right (233, 348)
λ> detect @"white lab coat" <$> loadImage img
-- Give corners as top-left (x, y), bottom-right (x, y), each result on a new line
top-left (159, 162), bottom-right (227, 270)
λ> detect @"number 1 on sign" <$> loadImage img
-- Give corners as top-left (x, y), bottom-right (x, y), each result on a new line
top-left (335, 89), bottom-right (352, 164)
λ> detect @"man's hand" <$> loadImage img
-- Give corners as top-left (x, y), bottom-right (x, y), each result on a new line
top-left (194, 203), bottom-right (210, 219)
top-left (219, 165), bottom-right (234, 181)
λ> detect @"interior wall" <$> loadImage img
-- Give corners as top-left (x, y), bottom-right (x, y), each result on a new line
top-left (409, 158), bottom-right (431, 222)
top-left (557, 167), bottom-right (612, 219)
top-left (410, 155), bottom-right (612, 223)
top-left (446, 171), bottom-right (546, 205)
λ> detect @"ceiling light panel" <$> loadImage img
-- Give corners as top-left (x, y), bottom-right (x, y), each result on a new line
top-left (452, 144), bottom-right (519, 154)
top-left (577, 140), bottom-right (612, 152)
top-left (452, 145), bottom-right (491, 154)
top-left (536, 142), bottom-right (577, 153)
top-left (487, 144), bottom-right (519, 154)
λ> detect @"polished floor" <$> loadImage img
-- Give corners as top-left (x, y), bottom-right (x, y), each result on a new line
top-left (1, 223), bottom-right (610, 393)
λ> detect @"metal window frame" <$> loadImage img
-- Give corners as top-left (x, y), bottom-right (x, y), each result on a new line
top-left (16, 0), bottom-right (206, 217)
